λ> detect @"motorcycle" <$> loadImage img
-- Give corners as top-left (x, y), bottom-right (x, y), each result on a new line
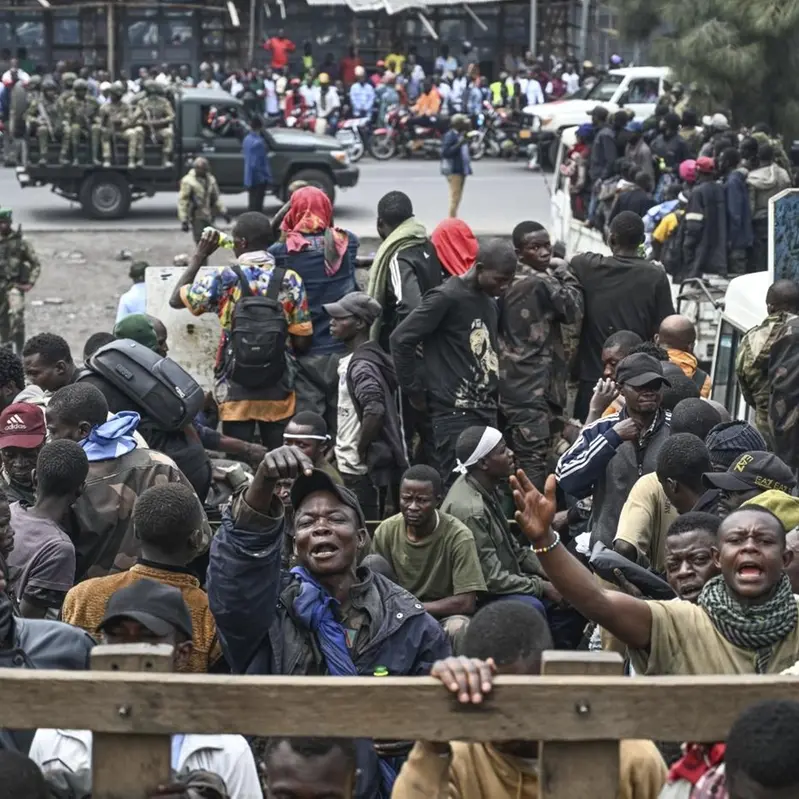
top-left (335, 116), bottom-right (369, 163)
top-left (468, 104), bottom-right (504, 160)
top-left (370, 108), bottom-right (445, 160)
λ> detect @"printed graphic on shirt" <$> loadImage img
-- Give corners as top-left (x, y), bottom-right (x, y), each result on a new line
top-left (455, 319), bottom-right (498, 408)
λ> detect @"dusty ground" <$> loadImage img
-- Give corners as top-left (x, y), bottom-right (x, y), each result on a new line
top-left (24, 230), bottom-right (377, 357)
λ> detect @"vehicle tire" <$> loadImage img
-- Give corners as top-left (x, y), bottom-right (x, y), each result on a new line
top-left (349, 140), bottom-right (365, 163)
top-left (369, 133), bottom-right (397, 160)
top-left (547, 137), bottom-right (560, 170)
top-left (469, 137), bottom-right (486, 161)
top-left (78, 172), bottom-right (131, 219)
top-left (289, 168), bottom-right (336, 205)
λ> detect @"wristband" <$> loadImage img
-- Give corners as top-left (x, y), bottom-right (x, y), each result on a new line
top-left (532, 530), bottom-right (561, 555)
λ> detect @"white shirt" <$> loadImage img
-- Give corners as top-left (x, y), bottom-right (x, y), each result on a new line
top-left (2, 68), bottom-right (30, 83)
top-left (264, 79), bottom-right (279, 115)
top-left (197, 79), bottom-right (222, 90)
top-left (526, 79), bottom-right (545, 105)
top-left (335, 353), bottom-right (367, 476)
top-left (30, 729), bottom-right (262, 799)
top-left (155, 72), bottom-right (171, 86)
top-left (314, 85), bottom-right (340, 117)
top-left (563, 71), bottom-right (580, 94)
top-left (116, 281), bottom-right (147, 323)
top-left (299, 83), bottom-right (316, 109)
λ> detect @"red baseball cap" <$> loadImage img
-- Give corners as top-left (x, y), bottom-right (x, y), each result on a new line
top-left (695, 156), bottom-right (715, 174)
top-left (0, 403), bottom-right (46, 450)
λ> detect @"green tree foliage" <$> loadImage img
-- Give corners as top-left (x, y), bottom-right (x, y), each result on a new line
top-left (611, 0), bottom-right (799, 134)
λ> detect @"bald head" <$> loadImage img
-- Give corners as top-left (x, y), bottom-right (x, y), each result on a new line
top-left (656, 315), bottom-right (697, 353)
top-left (766, 280), bottom-right (799, 315)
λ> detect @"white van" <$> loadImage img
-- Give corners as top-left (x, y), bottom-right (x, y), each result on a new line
top-left (709, 272), bottom-right (770, 420)
top-left (529, 66), bottom-right (672, 167)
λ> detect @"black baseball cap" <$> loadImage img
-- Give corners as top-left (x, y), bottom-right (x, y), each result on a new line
top-left (98, 579), bottom-right (193, 639)
top-left (589, 105), bottom-right (609, 121)
top-left (614, 353), bottom-right (671, 388)
top-left (703, 451), bottom-right (797, 494)
top-left (323, 292), bottom-right (382, 325)
top-left (290, 468), bottom-right (368, 529)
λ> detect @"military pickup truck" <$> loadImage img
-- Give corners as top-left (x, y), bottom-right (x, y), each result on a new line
top-left (15, 88), bottom-right (359, 219)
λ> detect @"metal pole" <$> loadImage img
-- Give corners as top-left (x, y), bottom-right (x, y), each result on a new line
top-left (529, 0), bottom-right (537, 57)
top-left (579, 0), bottom-right (590, 61)
top-left (107, 0), bottom-right (115, 78)
top-left (248, 0), bottom-right (257, 65)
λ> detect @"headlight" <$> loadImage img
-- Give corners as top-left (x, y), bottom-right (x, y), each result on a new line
top-left (331, 149), bottom-right (350, 165)
top-left (531, 116), bottom-right (542, 131)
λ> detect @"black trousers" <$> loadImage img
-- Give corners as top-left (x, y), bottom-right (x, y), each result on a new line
top-left (248, 183), bottom-right (267, 213)
top-left (222, 419), bottom-right (285, 450)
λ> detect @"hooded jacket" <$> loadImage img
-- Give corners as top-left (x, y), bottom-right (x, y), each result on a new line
top-left (724, 167), bottom-right (754, 250)
top-left (346, 342), bottom-right (409, 486)
top-left (207, 494), bottom-right (450, 799)
top-left (747, 163), bottom-right (792, 220)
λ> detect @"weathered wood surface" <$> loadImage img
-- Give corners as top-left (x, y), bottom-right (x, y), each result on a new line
top-left (91, 645), bottom-right (173, 799)
top-left (540, 652), bottom-right (622, 799)
top-left (6, 668), bottom-right (799, 742)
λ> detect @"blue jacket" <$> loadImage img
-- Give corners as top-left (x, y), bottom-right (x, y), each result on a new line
top-left (242, 131), bottom-right (270, 188)
top-left (556, 407), bottom-right (671, 549)
top-left (269, 233), bottom-right (359, 354)
top-left (207, 495), bottom-right (450, 798)
top-left (725, 169), bottom-right (754, 250)
top-left (441, 130), bottom-right (472, 176)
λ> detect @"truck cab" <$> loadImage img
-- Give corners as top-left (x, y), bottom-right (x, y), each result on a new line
top-left (17, 87), bottom-right (359, 219)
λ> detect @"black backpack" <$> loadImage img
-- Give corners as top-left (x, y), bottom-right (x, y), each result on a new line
top-left (83, 339), bottom-right (204, 431)
top-left (225, 263), bottom-right (288, 388)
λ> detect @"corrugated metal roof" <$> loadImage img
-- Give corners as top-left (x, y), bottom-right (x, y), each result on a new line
top-left (306, 0), bottom-right (501, 11)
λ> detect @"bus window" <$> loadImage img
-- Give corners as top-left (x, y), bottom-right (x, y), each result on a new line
top-left (711, 319), bottom-right (742, 412)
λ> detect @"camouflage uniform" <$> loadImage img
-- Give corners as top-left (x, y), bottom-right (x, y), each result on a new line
top-left (54, 72), bottom-right (77, 117)
top-left (737, 310), bottom-right (795, 449)
top-left (177, 167), bottom-right (227, 244)
top-left (59, 79), bottom-right (101, 165)
top-left (498, 258), bottom-right (583, 490)
top-left (131, 80), bottom-right (175, 166)
top-left (767, 317), bottom-right (799, 476)
top-left (98, 86), bottom-right (136, 167)
top-left (71, 447), bottom-right (212, 580)
top-left (0, 208), bottom-right (41, 354)
top-left (752, 131), bottom-right (792, 174)
top-left (24, 81), bottom-right (60, 165)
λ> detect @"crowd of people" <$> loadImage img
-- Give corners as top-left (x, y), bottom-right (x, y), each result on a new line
top-left (561, 99), bottom-right (795, 277)
top-left (0, 171), bottom-right (797, 796)
top-left (0, 42), bottom-right (619, 168)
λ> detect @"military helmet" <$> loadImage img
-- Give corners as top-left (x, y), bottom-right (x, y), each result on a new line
top-left (28, 75), bottom-right (42, 88)
top-left (73, 77), bottom-right (89, 91)
top-left (144, 79), bottom-right (158, 93)
top-left (62, 71), bottom-right (77, 86)
top-left (109, 82), bottom-right (125, 97)
top-left (42, 79), bottom-right (57, 93)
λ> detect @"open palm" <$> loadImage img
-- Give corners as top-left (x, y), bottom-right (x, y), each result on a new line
top-left (510, 471), bottom-right (558, 542)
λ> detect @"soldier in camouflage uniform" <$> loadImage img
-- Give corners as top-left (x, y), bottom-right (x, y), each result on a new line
top-left (59, 78), bottom-right (101, 165)
top-left (0, 208), bottom-right (41, 354)
top-left (498, 223), bottom-right (583, 491)
top-left (736, 279), bottom-right (799, 449)
top-left (98, 84), bottom-right (137, 168)
top-left (55, 71), bottom-right (77, 116)
top-left (752, 128), bottom-right (791, 174)
top-left (25, 79), bottom-right (60, 165)
top-left (178, 157), bottom-right (229, 264)
top-left (131, 80), bottom-right (175, 167)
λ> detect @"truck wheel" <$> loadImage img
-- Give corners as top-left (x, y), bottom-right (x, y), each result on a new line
top-left (289, 169), bottom-right (336, 205)
top-left (78, 172), bottom-right (132, 219)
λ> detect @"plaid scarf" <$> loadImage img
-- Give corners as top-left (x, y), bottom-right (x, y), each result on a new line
top-left (698, 574), bottom-right (798, 673)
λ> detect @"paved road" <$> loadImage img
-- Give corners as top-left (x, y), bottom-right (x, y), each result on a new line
top-left (1, 159), bottom-right (554, 237)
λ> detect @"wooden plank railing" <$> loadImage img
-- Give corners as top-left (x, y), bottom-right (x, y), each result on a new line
top-left (11, 645), bottom-right (799, 798)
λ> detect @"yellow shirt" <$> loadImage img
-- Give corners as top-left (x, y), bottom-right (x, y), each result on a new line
top-left (630, 598), bottom-right (799, 675)
top-left (652, 211), bottom-right (680, 244)
top-left (614, 472), bottom-right (678, 574)
top-left (392, 739), bottom-right (667, 798)
top-left (385, 52), bottom-right (406, 73)
top-left (62, 562), bottom-right (222, 673)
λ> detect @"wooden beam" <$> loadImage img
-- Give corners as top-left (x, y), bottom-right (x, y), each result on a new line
top-left (1, 670), bottom-right (799, 742)
top-left (91, 645), bottom-right (173, 799)
top-left (540, 652), bottom-right (622, 799)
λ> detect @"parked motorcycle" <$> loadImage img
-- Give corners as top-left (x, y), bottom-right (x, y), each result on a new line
top-left (370, 108), bottom-right (445, 160)
top-left (335, 116), bottom-right (369, 163)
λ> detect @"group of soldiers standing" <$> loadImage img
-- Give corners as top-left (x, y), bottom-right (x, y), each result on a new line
top-left (24, 76), bottom-right (176, 168)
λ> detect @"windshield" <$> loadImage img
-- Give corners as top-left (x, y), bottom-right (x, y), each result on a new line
top-left (565, 84), bottom-right (591, 100)
top-left (585, 75), bottom-right (624, 103)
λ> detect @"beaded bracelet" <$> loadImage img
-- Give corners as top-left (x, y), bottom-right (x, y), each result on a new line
top-left (532, 530), bottom-right (561, 555)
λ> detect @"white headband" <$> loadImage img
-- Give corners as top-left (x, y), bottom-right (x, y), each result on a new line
top-left (453, 427), bottom-right (503, 475)
top-left (284, 433), bottom-right (329, 442)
